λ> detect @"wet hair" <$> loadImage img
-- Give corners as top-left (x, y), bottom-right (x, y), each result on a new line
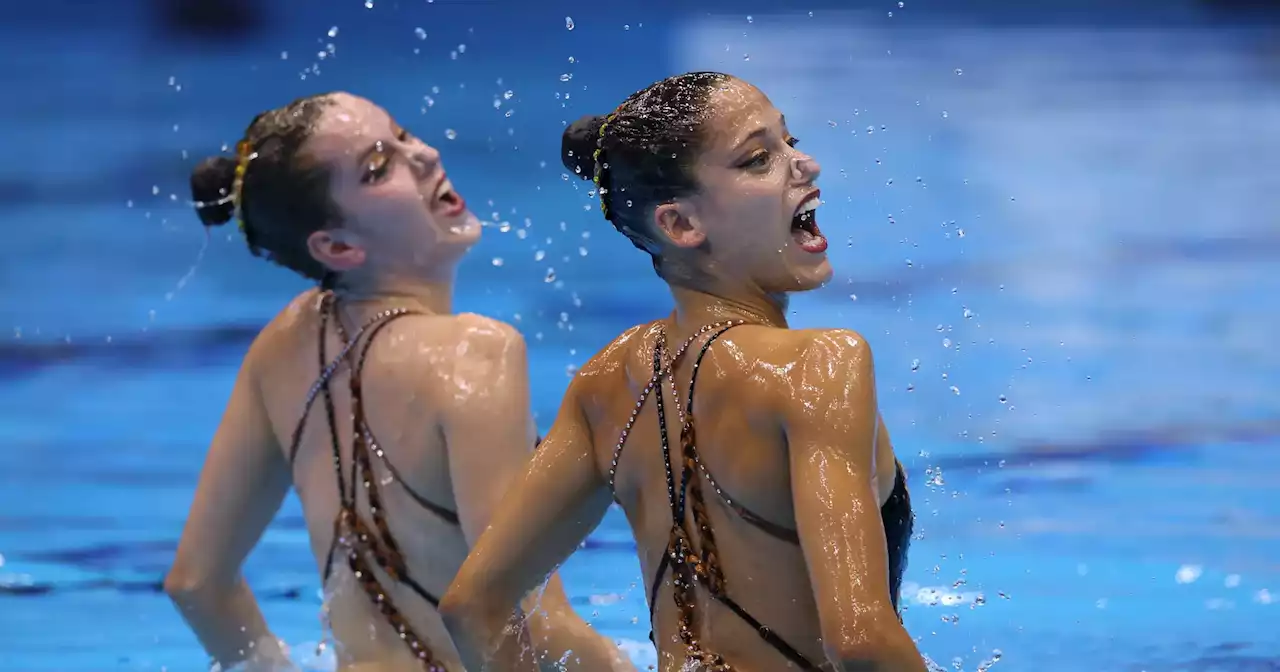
top-left (561, 71), bottom-right (733, 275)
top-left (190, 93), bottom-right (341, 283)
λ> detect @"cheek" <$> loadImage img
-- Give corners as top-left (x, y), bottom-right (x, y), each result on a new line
top-left (711, 175), bottom-right (776, 214)
top-left (370, 187), bottom-right (429, 223)
top-left (734, 186), bottom-right (786, 235)
top-left (343, 193), bottom-right (429, 244)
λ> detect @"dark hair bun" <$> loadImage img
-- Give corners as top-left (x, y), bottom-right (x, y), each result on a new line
top-left (561, 114), bottom-right (607, 181)
top-left (190, 155), bottom-right (239, 227)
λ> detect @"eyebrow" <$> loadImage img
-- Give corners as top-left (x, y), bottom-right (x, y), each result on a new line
top-left (732, 113), bottom-right (788, 152)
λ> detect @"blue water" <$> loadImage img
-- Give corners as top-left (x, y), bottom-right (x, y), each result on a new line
top-left (3, 2), bottom-right (1278, 670)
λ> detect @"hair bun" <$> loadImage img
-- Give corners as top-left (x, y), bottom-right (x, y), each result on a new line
top-left (561, 114), bottom-right (607, 181)
top-left (190, 155), bottom-right (239, 227)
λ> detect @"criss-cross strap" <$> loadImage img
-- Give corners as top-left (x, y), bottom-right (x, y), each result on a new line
top-left (287, 293), bottom-right (458, 670)
top-left (640, 323), bottom-right (821, 671)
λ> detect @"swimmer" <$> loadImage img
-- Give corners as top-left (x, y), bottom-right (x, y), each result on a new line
top-left (440, 73), bottom-right (926, 671)
top-left (164, 92), bottom-right (632, 672)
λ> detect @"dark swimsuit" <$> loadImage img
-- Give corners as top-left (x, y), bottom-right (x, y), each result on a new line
top-left (608, 322), bottom-right (914, 670)
top-left (287, 292), bottom-right (460, 671)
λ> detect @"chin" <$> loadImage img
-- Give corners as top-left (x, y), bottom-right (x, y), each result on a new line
top-left (780, 256), bottom-right (833, 293)
top-left (440, 211), bottom-right (482, 246)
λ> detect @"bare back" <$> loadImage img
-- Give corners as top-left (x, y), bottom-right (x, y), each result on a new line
top-left (253, 289), bottom-right (530, 670)
top-left (579, 321), bottom-right (906, 670)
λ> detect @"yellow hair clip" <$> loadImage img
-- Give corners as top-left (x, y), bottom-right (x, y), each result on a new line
top-left (231, 139), bottom-right (253, 232)
top-left (592, 113), bottom-right (616, 218)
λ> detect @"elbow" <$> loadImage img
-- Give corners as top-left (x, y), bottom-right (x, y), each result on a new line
top-left (163, 567), bottom-right (222, 609)
top-left (824, 650), bottom-right (894, 672)
top-left (439, 578), bottom-right (522, 651)
top-left (823, 626), bottom-right (923, 672)
top-left (438, 582), bottom-right (483, 632)
top-left (163, 569), bottom-right (202, 608)
top-left (436, 589), bottom-right (466, 625)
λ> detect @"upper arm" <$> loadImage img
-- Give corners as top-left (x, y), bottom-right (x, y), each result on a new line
top-left (783, 330), bottom-right (898, 658)
top-left (168, 344), bottom-right (291, 588)
top-left (441, 357), bottom-right (612, 617)
top-left (438, 318), bottom-right (539, 546)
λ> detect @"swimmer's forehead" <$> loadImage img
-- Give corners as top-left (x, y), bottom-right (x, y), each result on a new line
top-left (307, 93), bottom-right (400, 162)
top-left (699, 81), bottom-right (787, 152)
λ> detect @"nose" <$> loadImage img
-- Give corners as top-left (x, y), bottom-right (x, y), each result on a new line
top-left (790, 152), bottom-right (821, 184)
top-left (406, 141), bottom-right (441, 178)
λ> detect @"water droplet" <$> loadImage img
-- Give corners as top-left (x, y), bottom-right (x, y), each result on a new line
top-left (559, 73), bottom-right (573, 82)
top-left (491, 257), bottom-right (504, 267)
top-left (444, 129), bottom-right (457, 140)
top-left (565, 16), bottom-right (575, 30)
top-left (364, 0), bottom-right (374, 8)
top-left (328, 26), bottom-right (339, 38)
top-left (414, 27), bottom-right (426, 40)
top-left (941, 110), bottom-right (949, 119)
top-left (1175, 565), bottom-right (1203, 584)
top-left (747, 15), bottom-right (753, 22)
top-left (942, 338), bottom-right (952, 348)
top-left (910, 359), bottom-right (920, 372)
top-left (954, 68), bottom-right (963, 76)
top-left (998, 395), bottom-right (1007, 404)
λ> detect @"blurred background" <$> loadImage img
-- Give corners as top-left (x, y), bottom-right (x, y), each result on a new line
top-left (1, 0), bottom-right (1277, 669)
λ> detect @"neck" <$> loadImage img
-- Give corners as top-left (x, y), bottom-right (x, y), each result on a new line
top-left (668, 281), bottom-right (789, 331)
top-left (331, 272), bottom-right (455, 316)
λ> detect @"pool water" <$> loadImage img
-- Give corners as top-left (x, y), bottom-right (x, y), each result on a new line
top-left (2, 2), bottom-right (1277, 670)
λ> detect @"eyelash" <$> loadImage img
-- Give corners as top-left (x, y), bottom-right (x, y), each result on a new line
top-left (362, 128), bottom-right (414, 184)
top-left (744, 136), bottom-right (800, 168)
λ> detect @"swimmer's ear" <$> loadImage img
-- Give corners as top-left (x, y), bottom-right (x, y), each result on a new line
top-left (307, 229), bottom-right (367, 272)
top-left (652, 200), bottom-right (706, 250)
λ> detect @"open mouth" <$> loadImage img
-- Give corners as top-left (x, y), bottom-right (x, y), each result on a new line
top-left (790, 192), bottom-right (828, 254)
top-left (429, 176), bottom-right (467, 217)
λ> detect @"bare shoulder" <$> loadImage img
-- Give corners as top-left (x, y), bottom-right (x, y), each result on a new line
top-left (788, 327), bottom-right (874, 369)
top-left (772, 327), bottom-right (876, 421)
top-left (239, 288), bottom-right (326, 374)
top-left (373, 312), bottom-right (524, 360)
top-left (448, 312), bottom-right (527, 358)
top-left (568, 322), bottom-right (655, 397)
top-left (698, 325), bottom-right (871, 385)
top-left (374, 312), bottom-right (527, 389)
